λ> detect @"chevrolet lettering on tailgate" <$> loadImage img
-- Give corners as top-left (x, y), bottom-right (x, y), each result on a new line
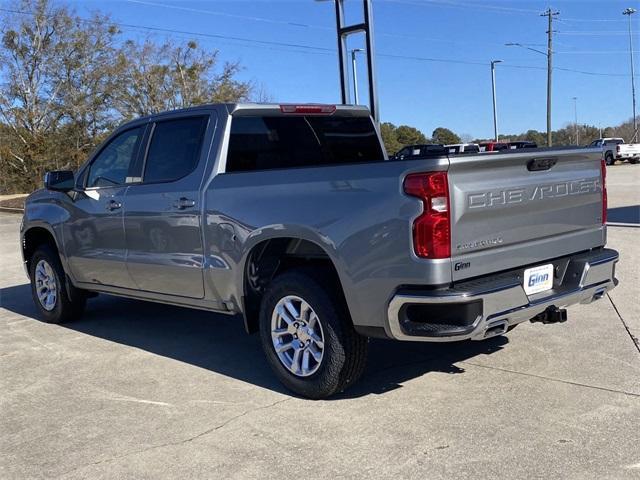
top-left (468, 178), bottom-right (601, 209)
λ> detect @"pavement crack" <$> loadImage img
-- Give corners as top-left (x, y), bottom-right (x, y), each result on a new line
top-left (460, 361), bottom-right (640, 398)
top-left (176, 397), bottom-right (291, 444)
top-left (57, 397), bottom-right (291, 478)
top-left (607, 292), bottom-right (640, 355)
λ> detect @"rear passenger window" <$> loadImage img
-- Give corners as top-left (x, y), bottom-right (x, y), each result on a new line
top-left (226, 116), bottom-right (384, 172)
top-left (143, 116), bottom-right (208, 183)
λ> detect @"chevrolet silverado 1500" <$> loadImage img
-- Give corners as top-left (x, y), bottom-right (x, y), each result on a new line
top-left (21, 104), bottom-right (619, 398)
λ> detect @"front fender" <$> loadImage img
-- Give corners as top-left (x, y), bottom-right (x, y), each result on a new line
top-left (21, 190), bottom-right (74, 279)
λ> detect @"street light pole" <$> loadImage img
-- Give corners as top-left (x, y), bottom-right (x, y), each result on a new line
top-left (351, 48), bottom-right (363, 105)
top-left (491, 60), bottom-right (502, 142)
top-left (623, 7), bottom-right (637, 142)
top-left (573, 96), bottom-right (579, 145)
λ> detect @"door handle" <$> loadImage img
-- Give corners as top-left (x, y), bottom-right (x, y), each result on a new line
top-left (173, 197), bottom-right (196, 210)
top-left (106, 200), bottom-right (122, 211)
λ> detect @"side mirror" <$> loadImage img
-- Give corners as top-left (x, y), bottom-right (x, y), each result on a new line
top-left (44, 170), bottom-right (75, 192)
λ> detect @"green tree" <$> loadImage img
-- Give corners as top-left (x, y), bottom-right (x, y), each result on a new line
top-left (431, 127), bottom-right (461, 145)
top-left (380, 122), bottom-right (429, 155)
top-left (380, 122), bottom-right (402, 155)
top-left (395, 125), bottom-right (427, 146)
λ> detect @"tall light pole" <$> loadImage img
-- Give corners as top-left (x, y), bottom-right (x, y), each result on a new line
top-left (623, 7), bottom-right (637, 142)
top-left (573, 96), bottom-right (579, 145)
top-left (491, 60), bottom-right (502, 142)
top-left (350, 48), bottom-right (364, 105)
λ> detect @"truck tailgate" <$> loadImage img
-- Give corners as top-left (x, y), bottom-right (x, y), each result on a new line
top-left (448, 148), bottom-right (605, 281)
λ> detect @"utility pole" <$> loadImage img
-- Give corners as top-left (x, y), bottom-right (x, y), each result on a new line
top-left (491, 60), bottom-right (502, 142)
top-left (573, 96), bottom-right (579, 145)
top-left (623, 7), bottom-right (637, 142)
top-left (541, 8), bottom-right (559, 147)
top-left (351, 48), bottom-right (363, 104)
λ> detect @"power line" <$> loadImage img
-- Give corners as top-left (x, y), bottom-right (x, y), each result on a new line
top-left (0, 7), bottom-right (634, 79)
top-left (558, 31), bottom-right (639, 36)
top-left (0, 7), bottom-right (333, 52)
top-left (126, 0), bottom-right (630, 54)
top-left (124, 0), bottom-right (333, 31)
top-left (123, 0), bottom-right (530, 50)
top-left (384, 0), bottom-right (540, 15)
top-left (555, 50), bottom-right (631, 55)
top-left (560, 17), bottom-right (626, 23)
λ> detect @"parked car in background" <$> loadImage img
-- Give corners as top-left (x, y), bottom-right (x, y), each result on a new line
top-left (479, 142), bottom-right (509, 152)
top-left (445, 143), bottom-right (480, 154)
top-left (588, 138), bottom-right (640, 165)
top-left (392, 144), bottom-right (446, 160)
top-left (508, 141), bottom-right (537, 149)
top-left (20, 103), bottom-right (618, 398)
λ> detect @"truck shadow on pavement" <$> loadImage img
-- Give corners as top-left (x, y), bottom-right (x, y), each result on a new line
top-left (1, 283), bottom-right (507, 399)
top-left (607, 205), bottom-right (640, 225)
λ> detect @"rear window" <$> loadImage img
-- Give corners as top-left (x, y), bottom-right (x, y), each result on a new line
top-left (226, 116), bottom-right (384, 172)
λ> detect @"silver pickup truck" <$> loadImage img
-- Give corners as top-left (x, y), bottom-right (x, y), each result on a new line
top-left (20, 103), bottom-right (618, 398)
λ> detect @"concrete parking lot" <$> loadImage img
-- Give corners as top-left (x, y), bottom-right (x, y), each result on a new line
top-left (1, 165), bottom-right (639, 480)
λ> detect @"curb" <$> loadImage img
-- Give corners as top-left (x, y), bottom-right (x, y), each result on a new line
top-left (0, 206), bottom-right (24, 214)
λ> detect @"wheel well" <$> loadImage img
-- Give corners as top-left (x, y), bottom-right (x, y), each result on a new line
top-left (23, 227), bottom-right (58, 277)
top-left (242, 238), bottom-right (346, 334)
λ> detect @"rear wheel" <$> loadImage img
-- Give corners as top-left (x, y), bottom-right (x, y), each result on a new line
top-left (29, 245), bottom-right (86, 324)
top-left (259, 269), bottom-right (368, 399)
top-left (628, 158), bottom-right (639, 165)
top-left (605, 153), bottom-right (615, 166)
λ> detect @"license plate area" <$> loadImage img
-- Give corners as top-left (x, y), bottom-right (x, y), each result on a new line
top-left (523, 264), bottom-right (554, 295)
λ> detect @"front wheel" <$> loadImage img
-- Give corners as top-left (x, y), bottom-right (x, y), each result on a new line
top-left (259, 269), bottom-right (368, 399)
top-left (29, 244), bottom-right (86, 324)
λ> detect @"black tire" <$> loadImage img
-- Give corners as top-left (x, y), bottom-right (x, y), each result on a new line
top-left (29, 244), bottom-right (86, 324)
top-left (259, 268), bottom-right (368, 399)
top-left (605, 153), bottom-right (615, 166)
top-left (628, 158), bottom-right (639, 165)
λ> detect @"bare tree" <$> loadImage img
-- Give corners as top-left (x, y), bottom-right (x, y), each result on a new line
top-left (0, 0), bottom-right (252, 193)
top-left (113, 39), bottom-right (251, 119)
top-left (0, 0), bottom-right (120, 190)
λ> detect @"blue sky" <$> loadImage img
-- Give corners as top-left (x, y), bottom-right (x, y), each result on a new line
top-left (65, 0), bottom-right (638, 139)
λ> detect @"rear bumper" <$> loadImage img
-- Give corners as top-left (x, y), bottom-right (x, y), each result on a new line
top-left (386, 248), bottom-right (619, 342)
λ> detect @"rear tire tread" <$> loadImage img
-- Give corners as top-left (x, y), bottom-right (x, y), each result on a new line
top-left (259, 267), bottom-right (368, 399)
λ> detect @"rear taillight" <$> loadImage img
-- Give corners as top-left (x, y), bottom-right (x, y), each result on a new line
top-left (279, 104), bottom-right (336, 115)
top-left (403, 172), bottom-right (451, 259)
top-left (600, 158), bottom-right (607, 225)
